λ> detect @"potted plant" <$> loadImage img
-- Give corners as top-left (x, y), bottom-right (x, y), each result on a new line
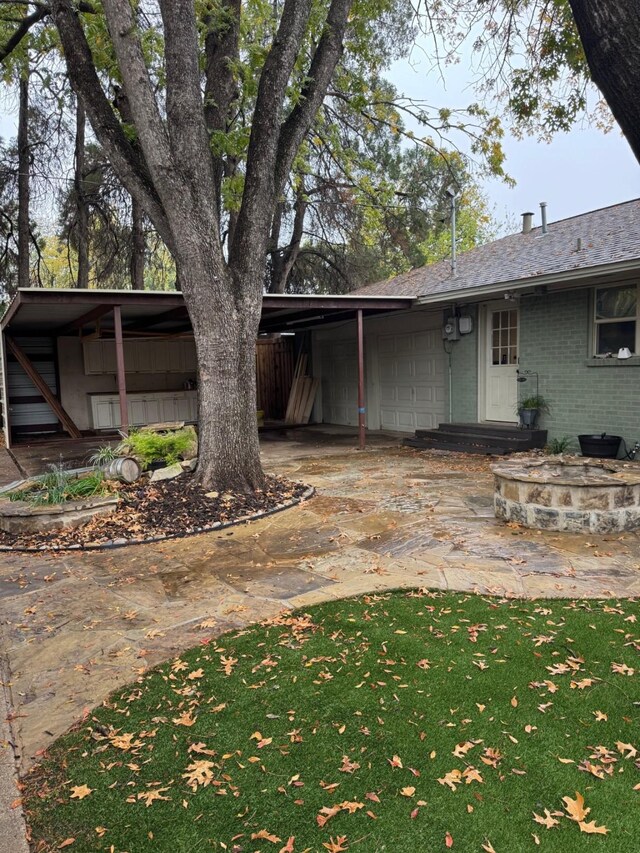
top-left (516, 394), bottom-right (549, 429)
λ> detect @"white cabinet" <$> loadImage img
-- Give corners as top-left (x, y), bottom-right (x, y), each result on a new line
top-left (83, 339), bottom-right (197, 376)
top-left (92, 398), bottom-right (118, 430)
top-left (90, 390), bottom-right (197, 430)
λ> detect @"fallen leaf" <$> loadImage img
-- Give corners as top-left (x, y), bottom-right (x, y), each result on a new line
top-left (481, 842), bottom-right (497, 853)
top-left (69, 785), bottom-right (93, 800)
top-left (172, 711), bottom-right (197, 727)
top-left (251, 829), bottom-right (281, 844)
top-left (578, 820), bottom-right (609, 835)
top-left (562, 792), bottom-right (590, 823)
top-left (58, 841), bottom-right (75, 850)
top-left (279, 839), bottom-right (295, 853)
top-left (137, 788), bottom-right (171, 807)
top-left (322, 836), bottom-right (348, 852)
top-left (611, 662), bottom-right (635, 676)
top-left (616, 741), bottom-right (638, 759)
top-left (400, 786), bottom-right (415, 797)
top-left (453, 740), bottom-right (478, 758)
top-left (339, 756), bottom-right (360, 774)
top-left (533, 810), bottom-right (559, 830)
top-left (187, 668), bottom-right (204, 680)
top-left (445, 831), bottom-right (454, 848)
top-left (182, 760), bottom-right (215, 791)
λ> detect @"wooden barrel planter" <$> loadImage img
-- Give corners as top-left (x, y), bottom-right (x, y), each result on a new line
top-left (102, 457), bottom-right (141, 483)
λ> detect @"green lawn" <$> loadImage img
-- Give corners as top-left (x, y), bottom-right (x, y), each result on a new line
top-left (24, 591), bottom-right (640, 852)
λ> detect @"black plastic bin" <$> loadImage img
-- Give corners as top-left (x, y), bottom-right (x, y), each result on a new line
top-left (578, 434), bottom-right (622, 458)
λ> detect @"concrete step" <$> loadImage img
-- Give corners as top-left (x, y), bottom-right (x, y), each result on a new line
top-left (437, 422), bottom-right (545, 438)
top-left (403, 437), bottom-right (510, 455)
top-left (415, 429), bottom-right (535, 448)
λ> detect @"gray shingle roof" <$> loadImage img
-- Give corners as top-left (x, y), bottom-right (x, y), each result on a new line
top-left (354, 198), bottom-right (640, 299)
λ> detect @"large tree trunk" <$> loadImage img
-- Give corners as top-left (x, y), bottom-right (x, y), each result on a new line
top-left (568, 0), bottom-right (640, 163)
top-left (75, 97), bottom-right (89, 288)
top-left (17, 72), bottom-right (30, 289)
top-left (130, 197), bottom-right (145, 290)
top-left (179, 252), bottom-right (264, 492)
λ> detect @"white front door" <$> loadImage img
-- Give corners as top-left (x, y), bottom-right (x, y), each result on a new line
top-left (484, 305), bottom-right (519, 422)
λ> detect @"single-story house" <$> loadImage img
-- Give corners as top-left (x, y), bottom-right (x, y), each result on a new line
top-left (1, 198), bottom-right (639, 454)
top-left (311, 198), bottom-right (640, 450)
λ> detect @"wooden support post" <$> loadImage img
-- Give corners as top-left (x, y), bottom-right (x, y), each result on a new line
top-left (357, 309), bottom-right (366, 450)
top-left (5, 337), bottom-right (82, 439)
top-left (113, 305), bottom-right (129, 435)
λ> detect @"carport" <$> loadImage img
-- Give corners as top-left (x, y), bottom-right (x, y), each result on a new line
top-left (0, 288), bottom-right (413, 450)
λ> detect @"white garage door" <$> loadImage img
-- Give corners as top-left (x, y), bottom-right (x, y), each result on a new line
top-left (377, 328), bottom-right (445, 432)
top-left (320, 340), bottom-right (358, 426)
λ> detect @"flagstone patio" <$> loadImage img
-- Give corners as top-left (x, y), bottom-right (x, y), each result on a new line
top-left (1, 432), bottom-right (640, 773)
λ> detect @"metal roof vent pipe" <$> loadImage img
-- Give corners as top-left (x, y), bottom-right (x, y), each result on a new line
top-left (521, 212), bottom-right (534, 234)
top-left (540, 201), bottom-right (549, 234)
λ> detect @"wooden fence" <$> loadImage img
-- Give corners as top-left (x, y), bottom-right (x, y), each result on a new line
top-left (256, 335), bottom-right (295, 421)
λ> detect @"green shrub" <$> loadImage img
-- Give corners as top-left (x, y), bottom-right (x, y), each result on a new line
top-left (117, 428), bottom-right (195, 469)
top-left (516, 394), bottom-right (550, 413)
top-left (88, 445), bottom-right (119, 466)
top-left (545, 435), bottom-right (572, 455)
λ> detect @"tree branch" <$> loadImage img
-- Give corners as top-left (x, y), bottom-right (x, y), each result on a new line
top-left (229, 0), bottom-right (313, 273)
top-left (274, 0), bottom-right (354, 197)
top-left (203, 0), bottom-right (241, 209)
top-left (50, 0), bottom-right (173, 249)
top-left (159, 0), bottom-right (217, 216)
top-left (100, 0), bottom-right (176, 198)
top-left (0, 4), bottom-right (47, 63)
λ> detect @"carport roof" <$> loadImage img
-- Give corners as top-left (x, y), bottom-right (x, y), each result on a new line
top-left (1, 288), bottom-right (414, 335)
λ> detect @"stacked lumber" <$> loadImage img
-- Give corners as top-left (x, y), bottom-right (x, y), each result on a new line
top-left (284, 353), bottom-right (320, 425)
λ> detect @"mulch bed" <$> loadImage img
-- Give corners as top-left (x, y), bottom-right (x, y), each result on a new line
top-left (0, 474), bottom-right (310, 551)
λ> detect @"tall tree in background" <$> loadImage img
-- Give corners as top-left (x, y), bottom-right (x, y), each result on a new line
top-left (16, 65), bottom-right (29, 287)
top-left (73, 95), bottom-right (88, 288)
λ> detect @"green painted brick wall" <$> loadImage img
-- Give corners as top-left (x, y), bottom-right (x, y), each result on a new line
top-left (447, 290), bottom-right (640, 450)
top-left (449, 305), bottom-right (479, 423)
top-left (519, 289), bottom-right (640, 449)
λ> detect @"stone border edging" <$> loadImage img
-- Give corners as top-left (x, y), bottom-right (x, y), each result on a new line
top-left (0, 485), bottom-right (315, 554)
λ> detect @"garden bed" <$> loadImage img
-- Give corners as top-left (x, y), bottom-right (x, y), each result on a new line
top-left (0, 474), bottom-right (311, 551)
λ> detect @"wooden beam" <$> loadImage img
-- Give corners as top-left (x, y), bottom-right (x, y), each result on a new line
top-left (56, 304), bottom-right (113, 335)
top-left (113, 306), bottom-right (129, 435)
top-left (357, 309), bottom-right (366, 451)
top-left (5, 337), bottom-right (82, 439)
top-left (123, 305), bottom-right (189, 333)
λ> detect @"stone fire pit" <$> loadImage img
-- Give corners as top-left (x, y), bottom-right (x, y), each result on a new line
top-left (492, 457), bottom-right (640, 533)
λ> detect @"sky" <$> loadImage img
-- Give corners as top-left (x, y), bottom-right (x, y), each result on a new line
top-left (389, 45), bottom-right (640, 231)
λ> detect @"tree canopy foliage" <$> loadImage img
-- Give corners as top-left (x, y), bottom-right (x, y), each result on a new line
top-left (0, 0), bottom-right (510, 299)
